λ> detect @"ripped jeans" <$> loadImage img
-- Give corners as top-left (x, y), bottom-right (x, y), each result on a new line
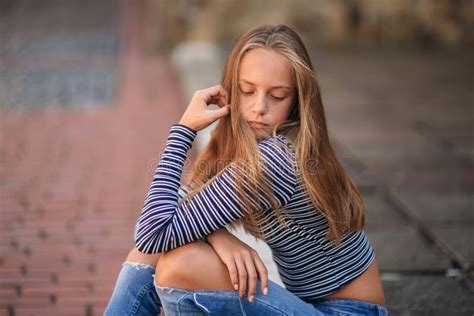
top-left (104, 261), bottom-right (161, 315)
top-left (104, 261), bottom-right (388, 315)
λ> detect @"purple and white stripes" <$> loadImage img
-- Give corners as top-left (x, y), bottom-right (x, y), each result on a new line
top-left (133, 123), bottom-right (375, 301)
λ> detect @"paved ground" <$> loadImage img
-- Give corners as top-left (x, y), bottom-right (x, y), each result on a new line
top-left (1, 1), bottom-right (473, 316)
top-left (310, 47), bottom-right (474, 314)
top-left (0, 0), bottom-right (120, 109)
top-left (0, 1), bottom-right (192, 315)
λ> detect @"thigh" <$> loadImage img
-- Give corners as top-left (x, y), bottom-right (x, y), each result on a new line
top-left (310, 299), bottom-right (388, 316)
top-left (239, 279), bottom-right (323, 315)
top-left (155, 278), bottom-right (322, 315)
top-left (104, 261), bottom-right (162, 316)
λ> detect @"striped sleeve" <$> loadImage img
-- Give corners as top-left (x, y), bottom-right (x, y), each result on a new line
top-left (133, 185), bottom-right (189, 241)
top-left (134, 123), bottom-right (298, 254)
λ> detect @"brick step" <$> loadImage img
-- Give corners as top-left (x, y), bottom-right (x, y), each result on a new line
top-left (2, 218), bottom-right (137, 230)
top-left (1, 202), bottom-right (144, 213)
top-left (0, 266), bottom-right (120, 280)
top-left (0, 277), bottom-right (118, 287)
top-left (0, 296), bottom-right (109, 310)
top-left (0, 249), bottom-right (128, 261)
top-left (2, 224), bottom-right (134, 237)
top-left (0, 285), bottom-right (114, 303)
top-left (1, 239), bottom-right (134, 251)
top-left (0, 304), bottom-right (110, 316)
top-left (0, 254), bottom-right (126, 264)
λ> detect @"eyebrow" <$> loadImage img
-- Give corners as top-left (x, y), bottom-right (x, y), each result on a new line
top-left (239, 79), bottom-right (293, 91)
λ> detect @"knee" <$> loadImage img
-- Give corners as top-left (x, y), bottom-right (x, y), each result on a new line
top-left (157, 240), bottom-right (215, 279)
top-left (155, 240), bottom-right (233, 290)
top-left (126, 247), bottom-right (161, 267)
top-left (157, 240), bottom-right (203, 275)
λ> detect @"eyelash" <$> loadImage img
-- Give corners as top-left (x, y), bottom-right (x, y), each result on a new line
top-left (240, 90), bottom-right (286, 101)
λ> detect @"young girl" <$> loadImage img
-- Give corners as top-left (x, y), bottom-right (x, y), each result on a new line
top-left (105, 24), bottom-right (387, 315)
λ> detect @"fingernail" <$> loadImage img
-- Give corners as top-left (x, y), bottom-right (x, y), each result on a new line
top-left (249, 295), bottom-right (254, 303)
top-left (234, 284), bottom-right (239, 290)
top-left (263, 287), bottom-right (268, 295)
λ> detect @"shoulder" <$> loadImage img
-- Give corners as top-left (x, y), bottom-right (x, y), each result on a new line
top-left (258, 133), bottom-right (296, 159)
top-left (257, 134), bottom-right (298, 177)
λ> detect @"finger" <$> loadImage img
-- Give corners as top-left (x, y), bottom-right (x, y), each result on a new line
top-left (223, 259), bottom-right (239, 291)
top-left (253, 254), bottom-right (269, 295)
top-left (209, 94), bottom-right (228, 108)
top-left (205, 85), bottom-right (228, 107)
top-left (234, 254), bottom-right (247, 298)
top-left (209, 84), bottom-right (228, 101)
top-left (242, 252), bottom-right (258, 302)
top-left (210, 86), bottom-right (228, 107)
top-left (209, 104), bottom-right (230, 121)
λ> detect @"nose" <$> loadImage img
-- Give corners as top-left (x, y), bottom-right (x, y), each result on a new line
top-left (252, 94), bottom-right (267, 115)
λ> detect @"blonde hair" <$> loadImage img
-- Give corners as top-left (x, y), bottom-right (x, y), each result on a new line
top-left (180, 24), bottom-right (365, 245)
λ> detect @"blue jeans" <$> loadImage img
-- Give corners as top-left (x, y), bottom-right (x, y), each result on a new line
top-left (104, 261), bottom-right (388, 315)
top-left (104, 261), bottom-right (162, 315)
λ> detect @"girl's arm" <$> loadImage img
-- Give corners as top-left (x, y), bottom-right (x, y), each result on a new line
top-left (134, 123), bottom-right (297, 254)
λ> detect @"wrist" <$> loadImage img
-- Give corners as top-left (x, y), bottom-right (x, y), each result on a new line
top-left (177, 120), bottom-right (198, 133)
top-left (206, 227), bottom-right (229, 244)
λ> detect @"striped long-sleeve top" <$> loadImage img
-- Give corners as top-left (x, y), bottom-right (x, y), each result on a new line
top-left (134, 123), bottom-right (375, 301)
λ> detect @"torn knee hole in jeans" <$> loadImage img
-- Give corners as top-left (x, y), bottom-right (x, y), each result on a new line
top-left (123, 261), bottom-right (156, 270)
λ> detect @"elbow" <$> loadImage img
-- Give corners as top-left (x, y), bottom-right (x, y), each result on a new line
top-left (134, 234), bottom-right (163, 254)
top-left (135, 240), bottom-right (157, 254)
top-left (134, 219), bottom-right (176, 253)
top-left (134, 233), bottom-right (173, 254)
top-left (134, 228), bottom-right (157, 254)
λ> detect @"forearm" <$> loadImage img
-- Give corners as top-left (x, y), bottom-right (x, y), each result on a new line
top-left (135, 124), bottom-right (247, 254)
top-left (135, 124), bottom-right (196, 253)
top-left (205, 227), bottom-right (231, 244)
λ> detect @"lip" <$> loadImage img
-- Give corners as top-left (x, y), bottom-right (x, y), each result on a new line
top-left (248, 121), bottom-right (269, 128)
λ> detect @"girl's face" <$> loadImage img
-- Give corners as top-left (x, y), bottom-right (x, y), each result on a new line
top-left (238, 48), bottom-right (296, 136)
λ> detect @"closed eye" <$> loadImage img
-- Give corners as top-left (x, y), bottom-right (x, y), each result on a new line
top-left (240, 89), bottom-right (286, 101)
top-left (271, 95), bottom-right (285, 101)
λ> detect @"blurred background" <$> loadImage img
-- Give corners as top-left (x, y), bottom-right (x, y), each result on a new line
top-left (0, 0), bottom-right (473, 315)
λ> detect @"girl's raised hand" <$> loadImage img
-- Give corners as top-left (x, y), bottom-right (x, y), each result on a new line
top-left (178, 85), bottom-right (231, 132)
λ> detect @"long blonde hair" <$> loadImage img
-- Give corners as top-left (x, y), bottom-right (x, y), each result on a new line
top-left (180, 24), bottom-right (365, 245)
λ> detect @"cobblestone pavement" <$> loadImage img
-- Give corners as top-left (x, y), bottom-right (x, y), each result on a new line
top-left (0, 1), bottom-right (191, 315)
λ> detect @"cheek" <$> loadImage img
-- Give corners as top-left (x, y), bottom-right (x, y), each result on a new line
top-left (238, 101), bottom-right (252, 118)
top-left (274, 101), bottom-right (294, 121)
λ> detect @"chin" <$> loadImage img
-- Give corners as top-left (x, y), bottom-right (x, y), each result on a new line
top-left (252, 128), bottom-right (272, 140)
